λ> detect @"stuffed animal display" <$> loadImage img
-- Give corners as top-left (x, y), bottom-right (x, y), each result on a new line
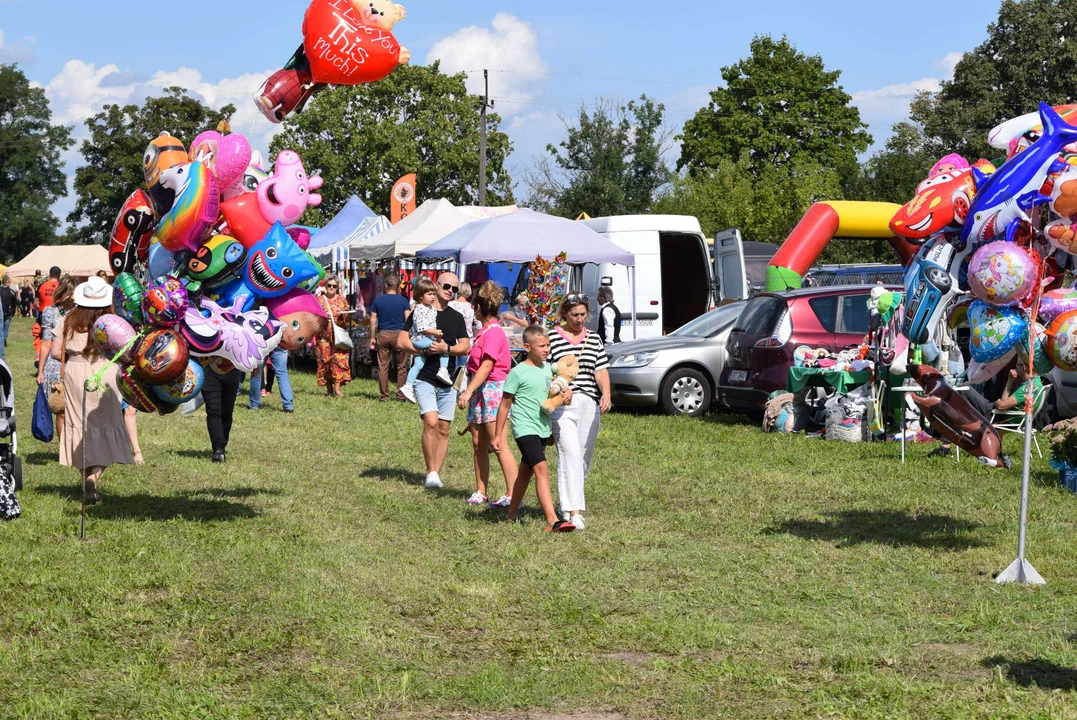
top-left (542, 355), bottom-right (579, 414)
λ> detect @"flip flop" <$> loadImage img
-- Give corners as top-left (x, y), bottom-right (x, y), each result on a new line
top-left (546, 520), bottom-right (575, 533)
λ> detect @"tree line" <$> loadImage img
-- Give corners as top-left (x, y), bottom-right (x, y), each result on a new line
top-left (2, 0), bottom-right (1076, 264)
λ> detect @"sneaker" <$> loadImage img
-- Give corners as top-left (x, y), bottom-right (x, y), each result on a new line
top-left (571, 514), bottom-right (586, 530)
top-left (261, 389), bottom-right (271, 397)
top-left (425, 472), bottom-right (443, 489)
top-left (927, 445), bottom-right (952, 458)
top-left (401, 384), bottom-right (417, 403)
top-left (489, 495), bottom-right (512, 508)
top-left (211, 450), bottom-right (226, 463)
top-left (467, 491), bottom-right (488, 504)
top-left (435, 367), bottom-right (453, 385)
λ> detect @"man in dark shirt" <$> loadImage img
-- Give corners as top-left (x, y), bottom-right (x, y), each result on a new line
top-left (0, 276), bottom-right (16, 357)
top-left (397, 272), bottom-right (470, 489)
top-left (369, 273), bottom-right (412, 402)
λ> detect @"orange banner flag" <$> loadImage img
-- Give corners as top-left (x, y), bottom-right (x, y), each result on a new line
top-left (391, 174), bottom-right (417, 224)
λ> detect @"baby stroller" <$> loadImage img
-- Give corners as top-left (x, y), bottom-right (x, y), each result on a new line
top-left (0, 359), bottom-right (20, 520)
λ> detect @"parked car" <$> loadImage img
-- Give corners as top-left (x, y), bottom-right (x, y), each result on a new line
top-left (608, 301), bottom-right (746, 417)
top-left (716, 285), bottom-right (901, 419)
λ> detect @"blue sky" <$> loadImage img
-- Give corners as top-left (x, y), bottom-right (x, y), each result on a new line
top-left (0, 0), bottom-right (1005, 221)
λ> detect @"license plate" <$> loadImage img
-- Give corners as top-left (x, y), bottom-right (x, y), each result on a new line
top-left (729, 370), bottom-right (748, 383)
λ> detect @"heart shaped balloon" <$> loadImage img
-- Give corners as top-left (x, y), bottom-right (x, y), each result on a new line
top-left (968, 301), bottom-right (1026, 363)
top-left (190, 130), bottom-right (253, 190)
top-left (302, 0), bottom-right (403, 86)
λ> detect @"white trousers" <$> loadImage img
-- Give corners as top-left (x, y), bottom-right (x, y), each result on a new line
top-left (552, 393), bottom-right (600, 514)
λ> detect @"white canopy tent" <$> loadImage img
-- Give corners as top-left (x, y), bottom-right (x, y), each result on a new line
top-left (349, 199), bottom-right (517, 262)
top-left (5, 245), bottom-right (112, 280)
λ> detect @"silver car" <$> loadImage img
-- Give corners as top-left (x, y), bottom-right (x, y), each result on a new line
top-left (607, 302), bottom-right (746, 417)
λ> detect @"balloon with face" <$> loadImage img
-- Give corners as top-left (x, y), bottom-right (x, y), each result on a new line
top-left (185, 235), bottom-right (247, 291)
top-left (108, 188), bottom-right (156, 275)
top-left (134, 329), bottom-right (190, 384)
top-left (242, 223), bottom-right (321, 298)
top-left (152, 162), bottom-right (220, 254)
top-left (142, 276), bottom-right (190, 329)
top-left (92, 314), bottom-right (139, 363)
top-left (143, 132), bottom-right (188, 214)
top-left (265, 288), bottom-right (329, 350)
top-left (150, 359), bottom-right (205, 405)
top-left (180, 297), bottom-right (283, 373)
top-left (969, 301), bottom-right (1026, 363)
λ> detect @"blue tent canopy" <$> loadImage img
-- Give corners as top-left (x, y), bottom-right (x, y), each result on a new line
top-left (307, 195), bottom-right (376, 250)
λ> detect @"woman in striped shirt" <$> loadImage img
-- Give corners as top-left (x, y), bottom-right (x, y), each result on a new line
top-left (548, 295), bottom-right (612, 530)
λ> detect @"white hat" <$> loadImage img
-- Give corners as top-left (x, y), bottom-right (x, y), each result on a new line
top-left (74, 276), bottom-right (112, 308)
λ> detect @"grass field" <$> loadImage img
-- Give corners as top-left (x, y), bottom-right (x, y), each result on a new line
top-left (5, 316), bottom-right (1077, 719)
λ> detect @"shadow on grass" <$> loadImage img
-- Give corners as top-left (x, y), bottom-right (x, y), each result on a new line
top-left (699, 411), bottom-right (757, 427)
top-left (359, 466), bottom-right (472, 500)
top-left (171, 449), bottom-right (213, 460)
top-left (763, 509), bottom-right (985, 550)
top-left (983, 656), bottom-right (1077, 690)
top-left (464, 504), bottom-right (547, 524)
top-left (32, 485), bottom-right (260, 522)
top-left (23, 451), bottom-right (56, 466)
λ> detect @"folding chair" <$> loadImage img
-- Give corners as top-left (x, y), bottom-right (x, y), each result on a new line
top-left (991, 383), bottom-right (1052, 459)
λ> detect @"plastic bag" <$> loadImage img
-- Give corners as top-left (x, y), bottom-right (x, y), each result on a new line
top-left (31, 384), bottom-right (53, 443)
top-left (825, 385), bottom-right (871, 443)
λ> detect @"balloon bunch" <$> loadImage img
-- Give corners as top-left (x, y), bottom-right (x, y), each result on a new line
top-left (100, 126), bottom-right (331, 413)
top-left (527, 252), bottom-right (568, 327)
top-left (255, 0), bottom-right (412, 123)
top-left (889, 102), bottom-right (1077, 385)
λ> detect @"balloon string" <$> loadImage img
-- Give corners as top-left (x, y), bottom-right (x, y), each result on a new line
top-left (85, 335), bottom-right (140, 393)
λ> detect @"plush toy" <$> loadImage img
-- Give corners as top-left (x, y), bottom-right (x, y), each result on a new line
top-left (542, 355), bottom-right (578, 414)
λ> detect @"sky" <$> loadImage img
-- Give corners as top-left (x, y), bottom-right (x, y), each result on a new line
top-left (0, 0), bottom-right (1006, 226)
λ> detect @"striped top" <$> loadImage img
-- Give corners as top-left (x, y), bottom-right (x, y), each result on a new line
top-left (548, 327), bottom-right (610, 401)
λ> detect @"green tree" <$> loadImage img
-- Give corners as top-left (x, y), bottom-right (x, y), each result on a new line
top-left (846, 121), bottom-right (936, 205)
top-left (678, 35), bottom-right (870, 179)
top-left (0, 64), bottom-right (73, 262)
top-left (911, 0), bottom-right (1077, 161)
top-left (67, 88), bottom-right (234, 244)
top-left (271, 62), bottom-right (513, 220)
top-left (526, 95), bottom-right (671, 218)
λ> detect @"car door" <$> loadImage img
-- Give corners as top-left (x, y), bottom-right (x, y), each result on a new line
top-left (714, 228), bottom-right (748, 303)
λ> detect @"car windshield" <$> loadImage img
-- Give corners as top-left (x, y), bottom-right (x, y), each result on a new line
top-left (671, 303), bottom-right (745, 338)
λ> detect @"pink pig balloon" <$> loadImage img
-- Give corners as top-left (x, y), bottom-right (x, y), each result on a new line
top-left (257, 150), bottom-right (323, 226)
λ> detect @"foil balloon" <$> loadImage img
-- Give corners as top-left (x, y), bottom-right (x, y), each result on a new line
top-left (908, 365), bottom-right (1007, 468)
top-left (966, 241), bottom-right (1039, 306)
top-left (113, 272), bottom-right (145, 327)
top-left (947, 296), bottom-right (973, 330)
top-left (188, 130), bottom-right (252, 190)
top-left (255, 65), bottom-right (318, 124)
top-left (219, 193), bottom-right (272, 248)
top-left (890, 168), bottom-right (976, 242)
top-left (143, 132), bottom-right (188, 214)
top-left (257, 150), bottom-right (323, 226)
top-left (117, 366), bottom-right (158, 413)
top-left (265, 288), bottom-right (328, 350)
top-left (1048, 310), bottom-right (1077, 372)
top-left (181, 298), bottom-right (283, 373)
top-left (108, 189), bottom-right (156, 275)
top-left (153, 162), bottom-right (220, 253)
top-left (242, 223), bottom-right (321, 298)
top-left (185, 235), bottom-right (248, 291)
top-left (969, 301), bottom-right (1026, 363)
top-left (1039, 288), bottom-right (1077, 324)
top-left (142, 276), bottom-right (190, 329)
top-left (1018, 322), bottom-right (1055, 376)
top-left (150, 359), bottom-right (205, 405)
top-left (222, 151), bottom-right (268, 201)
top-left (134, 329), bottom-right (190, 384)
top-left (92, 314), bottom-right (139, 363)
top-left (967, 351), bottom-right (1017, 384)
top-left (147, 242), bottom-right (177, 280)
top-left (301, 0), bottom-right (409, 87)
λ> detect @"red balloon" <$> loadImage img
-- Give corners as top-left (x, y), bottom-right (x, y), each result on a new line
top-left (302, 0), bottom-right (403, 86)
top-left (109, 189), bottom-right (156, 275)
top-left (219, 194), bottom-right (272, 249)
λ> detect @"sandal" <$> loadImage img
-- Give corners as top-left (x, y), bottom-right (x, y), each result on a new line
top-left (82, 478), bottom-right (100, 506)
top-left (545, 520), bottom-right (575, 533)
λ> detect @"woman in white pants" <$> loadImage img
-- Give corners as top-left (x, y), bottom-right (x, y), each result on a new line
top-left (548, 295), bottom-right (612, 530)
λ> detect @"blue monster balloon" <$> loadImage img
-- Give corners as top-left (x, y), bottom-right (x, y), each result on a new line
top-left (961, 102), bottom-right (1077, 246)
top-left (242, 222), bottom-right (320, 299)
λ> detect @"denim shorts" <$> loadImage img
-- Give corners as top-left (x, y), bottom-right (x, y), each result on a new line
top-left (415, 379), bottom-right (457, 422)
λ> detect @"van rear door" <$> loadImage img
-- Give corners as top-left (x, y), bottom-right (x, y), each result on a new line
top-left (714, 228), bottom-right (748, 302)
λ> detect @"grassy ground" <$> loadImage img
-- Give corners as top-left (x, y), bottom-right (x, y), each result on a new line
top-left (4, 316), bottom-right (1077, 718)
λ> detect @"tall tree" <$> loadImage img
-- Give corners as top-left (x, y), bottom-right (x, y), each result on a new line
top-left (67, 88), bottom-right (234, 244)
top-left (0, 64), bottom-right (73, 262)
top-left (270, 62), bottom-right (514, 221)
top-left (911, 0), bottom-right (1077, 161)
top-left (526, 95), bottom-right (671, 218)
top-left (846, 121), bottom-right (936, 205)
top-left (678, 35), bottom-right (870, 179)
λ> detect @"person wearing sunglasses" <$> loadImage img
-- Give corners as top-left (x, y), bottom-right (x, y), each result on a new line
top-left (396, 272), bottom-right (471, 489)
top-left (315, 279), bottom-right (352, 398)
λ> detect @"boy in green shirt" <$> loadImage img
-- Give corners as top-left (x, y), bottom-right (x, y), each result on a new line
top-left (493, 325), bottom-right (575, 533)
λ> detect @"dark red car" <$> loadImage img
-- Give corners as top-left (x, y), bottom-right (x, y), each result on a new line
top-left (717, 285), bottom-right (900, 418)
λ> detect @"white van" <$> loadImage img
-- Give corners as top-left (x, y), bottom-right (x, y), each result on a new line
top-left (580, 216), bottom-right (748, 340)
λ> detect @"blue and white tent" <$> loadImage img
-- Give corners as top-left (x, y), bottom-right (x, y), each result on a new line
top-left (309, 195), bottom-right (390, 267)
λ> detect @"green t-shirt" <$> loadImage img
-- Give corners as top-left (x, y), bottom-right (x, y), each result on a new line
top-left (1011, 376), bottom-right (1045, 414)
top-left (503, 361), bottom-right (553, 439)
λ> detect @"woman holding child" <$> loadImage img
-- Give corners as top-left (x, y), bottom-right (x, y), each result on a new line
top-left (458, 281), bottom-right (517, 507)
top-left (547, 295), bottom-right (612, 530)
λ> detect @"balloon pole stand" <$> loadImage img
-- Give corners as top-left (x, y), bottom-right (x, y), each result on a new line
top-left (996, 411), bottom-right (1045, 585)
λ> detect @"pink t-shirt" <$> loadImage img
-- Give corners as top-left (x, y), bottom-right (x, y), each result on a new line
top-left (468, 321), bottom-right (512, 382)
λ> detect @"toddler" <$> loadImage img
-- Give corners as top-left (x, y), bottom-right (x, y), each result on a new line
top-left (402, 276), bottom-right (452, 402)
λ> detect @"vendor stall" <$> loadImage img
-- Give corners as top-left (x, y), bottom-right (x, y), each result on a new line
top-left (5, 245), bottom-right (111, 280)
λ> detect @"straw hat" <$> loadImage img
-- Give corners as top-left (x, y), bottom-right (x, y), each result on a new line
top-left (74, 276), bottom-right (112, 308)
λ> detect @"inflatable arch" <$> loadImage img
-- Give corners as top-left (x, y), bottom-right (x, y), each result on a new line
top-left (765, 201), bottom-right (920, 291)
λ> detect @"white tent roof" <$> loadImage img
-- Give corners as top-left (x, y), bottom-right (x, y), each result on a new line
top-left (349, 199), bottom-right (476, 261)
top-left (312, 215), bottom-right (390, 266)
top-left (5, 245), bottom-right (112, 279)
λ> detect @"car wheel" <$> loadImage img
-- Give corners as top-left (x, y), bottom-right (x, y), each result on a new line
top-left (926, 266), bottom-right (952, 292)
top-left (659, 368), bottom-right (712, 417)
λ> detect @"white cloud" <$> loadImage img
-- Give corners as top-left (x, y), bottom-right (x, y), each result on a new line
top-left (934, 52), bottom-right (963, 81)
top-left (849, 51), bottom-right (963, 142)
top-left (0, 29), bottom-right (36, 64)
top-left (426, 13), bottom-right (547, 116)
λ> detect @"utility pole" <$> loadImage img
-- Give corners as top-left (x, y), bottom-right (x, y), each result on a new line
top-left (479, 69), bottom-right (495, 207)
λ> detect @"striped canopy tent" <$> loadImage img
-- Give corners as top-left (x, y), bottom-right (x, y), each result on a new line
top-left (313, 215), bottom-right (390, 267)
top-left (349, 199), bottom-right (475, 262)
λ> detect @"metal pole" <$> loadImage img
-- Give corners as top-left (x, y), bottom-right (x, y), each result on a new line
top-left (996, 386), bottom-right (1045, 584)
top-left (630, 266), bottom-right (638, 340)
top-left (479, 70), bottom-right (494, 207)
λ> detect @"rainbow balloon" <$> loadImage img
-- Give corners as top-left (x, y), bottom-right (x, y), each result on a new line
top-left (153, 161), bottom-right (219, 254)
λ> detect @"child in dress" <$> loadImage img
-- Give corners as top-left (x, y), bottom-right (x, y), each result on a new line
top-left (402, 276), bottom-right (452, 400)
top-left (493, 325), bottom-right (575, 533)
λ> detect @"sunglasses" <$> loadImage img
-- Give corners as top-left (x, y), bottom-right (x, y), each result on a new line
top-left (326, 284), bottom-right (339, 289)
top-left (564, 293), bottom-right (587, 304)
top-left (441, 283), bottom-right (459, 294)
